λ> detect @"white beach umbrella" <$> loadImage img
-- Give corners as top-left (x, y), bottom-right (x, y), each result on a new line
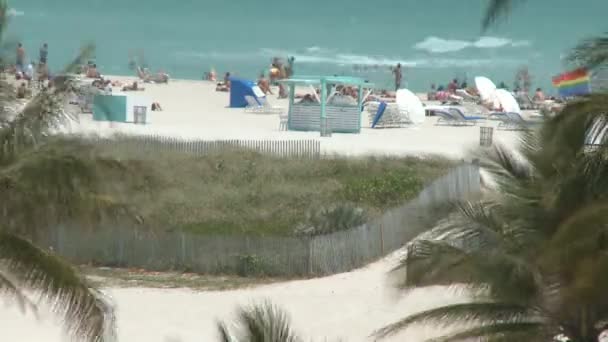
top-left (396, 89), bottom-right (425, 124)
top-left (494, 89), bottom-right (521, 114)
top-left (474, 76), bottom-right (497, 102)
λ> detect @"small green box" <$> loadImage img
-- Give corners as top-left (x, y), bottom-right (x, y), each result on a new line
top-left (93, 95), bottom-right (127, 122)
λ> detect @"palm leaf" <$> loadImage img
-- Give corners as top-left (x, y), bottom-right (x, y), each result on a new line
top-left (482, 0), bottom-right (523, 32)
top-left (565, 33), bottom-right (608, 69)
top-left (374, 302), bottom-right (532, 338)
top-left (549, 202), bottom-right (608, 250)
top-left (0, 43), bottom-right (95, 164)
top-left (217, 321), bottom-right (235, 342)
top-left (427, 321), bottom-right (547, 342)
top-left (0, 232), bottom-right (114, 342)
top-left (0, 270), bottom-right (37, 313)
top-left (217, 302), bottom-right (301, 342)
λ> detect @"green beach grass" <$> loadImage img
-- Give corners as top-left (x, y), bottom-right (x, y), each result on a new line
top-left (100, 149), bottom-right (453, 236)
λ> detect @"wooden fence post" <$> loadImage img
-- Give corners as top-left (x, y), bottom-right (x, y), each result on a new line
top-left (307, 237), bottom-right (313, 275)
top-left (380, 222), bottom-right (384, 255)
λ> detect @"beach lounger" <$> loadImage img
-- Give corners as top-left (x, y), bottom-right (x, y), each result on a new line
top-left (515, 93), bottom-right (541, 110)
top-left (435, 108), bottom-right (484, 126)
top-left (456, 89), bottom-right (480, 103)
top-left (365, 102), bottom-right (412, 128)
top-left (496, 112), bottom-right (543, 131)
top-left (245, 95), bottom-right (283, 114)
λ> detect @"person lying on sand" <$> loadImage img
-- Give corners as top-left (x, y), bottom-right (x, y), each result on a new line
top-left (122, 81), bottom-right (145, 91)
top-left (151, 102), bottom-right (162, 111)
top-left (137, 66), bottom-right (169, 84)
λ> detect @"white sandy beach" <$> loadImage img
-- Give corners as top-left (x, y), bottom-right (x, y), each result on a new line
top-left (67, 76), bottom-right (522, 159)
top-left (4, 76), bottom-right (520, 341)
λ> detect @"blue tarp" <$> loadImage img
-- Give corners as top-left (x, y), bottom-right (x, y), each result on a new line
top-left (229, 77), bottom-right (260, 108)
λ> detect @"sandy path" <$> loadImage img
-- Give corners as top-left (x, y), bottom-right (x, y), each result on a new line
top-left (3, 249), bottom-right (467, 341)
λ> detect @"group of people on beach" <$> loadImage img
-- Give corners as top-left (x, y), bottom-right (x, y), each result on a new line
top-left (10, 42), bottom-right (53, 98)
top-left (208, 56), bottom-right (295, 97)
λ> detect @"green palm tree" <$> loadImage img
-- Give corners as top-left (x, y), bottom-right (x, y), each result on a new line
top-left (483, 0), bottom-right (608, 68)
top-left (217, 302), bottom-right (302, 342)
top-left (375, 100), bottom-right (608, 341)
top-left (0, 1), bottom-right (140, 341)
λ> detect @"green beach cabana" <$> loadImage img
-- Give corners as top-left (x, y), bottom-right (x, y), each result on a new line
top-left (279, 76), bottom-right (374, 135)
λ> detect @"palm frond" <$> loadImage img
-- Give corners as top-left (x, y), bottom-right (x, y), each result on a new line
top-left (552, 202), bottom-right (608, 246)
top-left (476, 144), bottom-right (533, 194)
top-left (427, 321), bottom-right (547, 342)
top-left (482, 0), bottom-right (523, 32)
top-left (0, 270), bottom-right (37, 313)
top-left (217, 321), bottom-right (235, 342)
top-left (375, 302), bottom-right (531, 338)
top-left (566, 33), bottom-right (608, 69)
top-left (217, 302), bottom-right (301, 342)
top-left (0, 138), bottom-right (148, 235)
top-left (0, 232), bottom-right (114, 342)
top-left (0, 43), bottom-right (95, 164)
top-left (392, 239), bottom-right (475, 289)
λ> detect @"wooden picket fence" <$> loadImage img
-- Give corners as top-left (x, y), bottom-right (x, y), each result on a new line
top-left (92, 135), bottom-right (321, 159)
top-left (37, 163), bottom-right (481, 276)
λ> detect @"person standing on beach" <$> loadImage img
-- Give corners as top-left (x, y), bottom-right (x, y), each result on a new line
top-left (286, 56), bottom-right (295, 78)
top-left (16, 43), bottom-right (25, 73)
top-left (392, 63), bottom-right (402, 91)
top-left (39, 43), bottom-right (48, 65)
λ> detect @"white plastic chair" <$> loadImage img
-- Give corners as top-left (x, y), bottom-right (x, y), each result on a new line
top-left (279, 113), bottom-right (288, 131)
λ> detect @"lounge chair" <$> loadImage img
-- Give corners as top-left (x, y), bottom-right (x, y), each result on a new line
top-left (244, 95), bottom-right (283, 114)
top-left (365, 101), bottom-right (412, 128)
top-left (279, 113), bottom-right (289, 131)
top-left (456, 89), bottom-right (480, 103)
top-left (435, 108), bottom-right (484, 126)
top-left (515, 93), bottom-right (540, 110)
top-left (496, 112), bottom-right (543, 131)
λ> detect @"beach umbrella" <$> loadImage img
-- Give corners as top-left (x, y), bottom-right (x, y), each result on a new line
top-left (474, 76), bottom-right (497, 102)
top-left (494, 88), bottom-right (521, 114)
top-left (396, 89), bottom-right (425, 124)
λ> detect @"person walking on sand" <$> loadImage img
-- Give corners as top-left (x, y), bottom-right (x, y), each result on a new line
top-left (392, 63), bottom-right (402, 91)
top-left (39, 43), bottom-right (48, 65)
top-left (16, 43), bottom-right (25, 73)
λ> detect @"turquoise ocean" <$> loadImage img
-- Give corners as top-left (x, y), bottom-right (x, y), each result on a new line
top-left (8, 0), bottom-right (608, 92)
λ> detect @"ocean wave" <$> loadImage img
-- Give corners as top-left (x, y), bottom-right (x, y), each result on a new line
top-left (305, 46), bottom-right (322, 53)
top-left (173, 48), bottom-right (522, 69)
top-left (414, 36), bottom-right (531, 53)
top-left (7, 8), bottom-right (24, 17)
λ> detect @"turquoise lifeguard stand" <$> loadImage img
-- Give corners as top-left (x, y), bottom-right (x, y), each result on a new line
top-left (279, 76), bottom-right (373, 135)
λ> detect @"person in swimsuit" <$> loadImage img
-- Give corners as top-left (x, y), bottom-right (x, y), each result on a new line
top-left (39, 43), bottom-right (48, 65)
top-left (392, 63), bottom-right (402, 91)
top-left (16, 43), bottom-right (25, 73)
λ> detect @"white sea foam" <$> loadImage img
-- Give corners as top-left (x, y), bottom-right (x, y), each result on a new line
top-left (414, 36), bottom-right (531, 53)
top-left (173, 48), bottom-right (523, 69)
top-left (7, 8), bottom-right (24, 17)
top-left (305, 46), bottom-right (322, 53)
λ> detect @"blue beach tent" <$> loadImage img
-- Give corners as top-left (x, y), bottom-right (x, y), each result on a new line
top-left (229, 77), bottom-right (265, 108)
